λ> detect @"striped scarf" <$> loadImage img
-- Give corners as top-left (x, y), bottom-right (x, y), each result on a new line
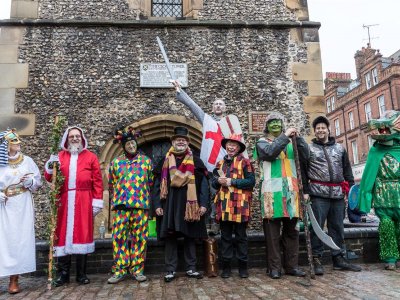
top-left (0, 130), bottom-right (9, 167)
top-left (160, 147), bottom-right (200, 222)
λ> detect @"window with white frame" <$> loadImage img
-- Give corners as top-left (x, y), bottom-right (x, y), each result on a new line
top-left (367, 135), bottom-right (374, 148)
top-left (372, 68), bottom-right (379, 85)
top-left (331, 96), bottom-right (335, 110)
top-left (348, 111), bottom-right (355, 130)
top-left (365, 73), bottom-right (372, 90)
top-left (326, 98), bottom-right (331, 113)
top-left (364, 102), bottom-right (372, 122)
top-left (334, 119), bottom-right (340, 136)
top-left (378, 95), bottom-right (386, 117)
top-left (351, 140), bottom-right (359, 164)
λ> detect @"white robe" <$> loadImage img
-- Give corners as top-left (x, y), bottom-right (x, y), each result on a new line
top-left (0, 155), bottom-right (41, 277)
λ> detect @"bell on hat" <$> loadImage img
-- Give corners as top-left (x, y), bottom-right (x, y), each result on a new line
top-left (113, 126), bottom-right (141, 146)
top-left (171, 126), bottom-right (190, 141)
top-left (221, 133), bottom-right (246, 153)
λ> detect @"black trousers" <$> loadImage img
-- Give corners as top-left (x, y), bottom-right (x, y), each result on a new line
top-left (263, 218), bottom-right (299, 272)
top-left (57, 254), bottom-right (87, 276)
top-left (165, 236), bottom-right (197, 272)
top-left (310, 197), bottom-right (345, 258)
top-left (220, 221), bottom-right (248, 262)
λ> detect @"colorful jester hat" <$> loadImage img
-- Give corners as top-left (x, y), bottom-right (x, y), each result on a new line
top-left (113, 126), bottom-right (142, 147)
top-left (368, 110), bottom-right (400, 142)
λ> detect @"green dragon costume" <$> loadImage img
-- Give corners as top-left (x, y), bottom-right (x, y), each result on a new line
top-left (358, 110), bottom-right (400, 270)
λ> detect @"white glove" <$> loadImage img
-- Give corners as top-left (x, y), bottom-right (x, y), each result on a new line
top-left (0, 192), bottom-right (7, 204)
top-left (23, 177), bottom-right (34, 188)
top-left (45, 154), bottom-right (60, 174)
top-left (93, 206), bottom-right (102, 217)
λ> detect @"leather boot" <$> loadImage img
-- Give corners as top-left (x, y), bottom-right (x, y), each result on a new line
top-left (220, 261), bottom-right (231, 278)
top-left (76, 254), bottom-right (90, 284)
top-left (238, 260), bottom-right (249, 278)
top-left (8, 275), bottom-right (20, 294)
top-left (54, 255), bottom-right (71, 287)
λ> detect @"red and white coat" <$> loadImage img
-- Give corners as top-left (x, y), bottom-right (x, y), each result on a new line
top-left (45, 127), bottom-right (103, 257)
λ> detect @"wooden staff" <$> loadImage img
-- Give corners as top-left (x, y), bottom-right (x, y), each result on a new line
top-left (291, 134), bottom-right (315, 280)
top-left (47, 116), bottom-right (65, 290)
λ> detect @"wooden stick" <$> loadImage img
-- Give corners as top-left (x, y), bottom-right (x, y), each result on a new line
top-left (47, 163), bottom-right (57, 290)
top-left (291, 135), bottom-right (316, 280)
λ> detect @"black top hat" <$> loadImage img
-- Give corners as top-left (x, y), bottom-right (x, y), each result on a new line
top-left (171, 126), bottom-right (190, 141)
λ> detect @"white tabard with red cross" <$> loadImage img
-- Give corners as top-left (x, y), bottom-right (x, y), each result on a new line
top-left (200, 114), bottom-right (226, 172)
top-left (200, 114), bottom-right (248, 172)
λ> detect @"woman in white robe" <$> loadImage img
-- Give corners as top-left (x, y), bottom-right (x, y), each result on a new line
top-left (0, 129), bottom-right (42, 294)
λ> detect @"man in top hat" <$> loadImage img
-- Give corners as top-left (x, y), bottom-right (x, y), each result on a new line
top-left (0, 129), bottom-right (42, 294)
top-left (44, 126), bottom-right (103, 286)
top-left (302, 116), bottom-right (361, 275)
top-left (153, 126), bottom-right (209, 283)
top-left (211, 134), bottom-right (255, 278)
top-left (107, 126), bottom-right (153, 284)
top-left (255, 112), bottom-right (307, 279)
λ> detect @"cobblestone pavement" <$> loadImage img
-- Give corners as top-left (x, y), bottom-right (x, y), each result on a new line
top-left (1, 264), bottom-right (399, 300)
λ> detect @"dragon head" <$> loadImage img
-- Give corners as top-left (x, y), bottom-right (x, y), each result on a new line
top-left (368, 110), bottom-right (400, 142)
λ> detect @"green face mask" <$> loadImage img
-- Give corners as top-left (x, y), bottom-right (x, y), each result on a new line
top-left (267, 119), bottom-right (282, 137)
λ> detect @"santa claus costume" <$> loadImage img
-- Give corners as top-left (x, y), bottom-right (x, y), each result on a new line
top-left (45, 126), bottom-right (103, 286)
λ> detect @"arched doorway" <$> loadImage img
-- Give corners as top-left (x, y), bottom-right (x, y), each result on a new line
top-left (96, 114), bottom-right (202, 236)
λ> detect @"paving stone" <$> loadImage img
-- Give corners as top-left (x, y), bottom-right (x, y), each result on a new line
top-left (1, 264), bottom-right (400, 299)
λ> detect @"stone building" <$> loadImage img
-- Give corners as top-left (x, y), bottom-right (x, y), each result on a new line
top-left (325, 45), bottom-right (400, 181)
top-left (0, 0), bottom-right (324, 238)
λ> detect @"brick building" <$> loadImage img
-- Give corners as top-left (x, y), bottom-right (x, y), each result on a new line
top-left (325, 45), bottom-right (400, 181)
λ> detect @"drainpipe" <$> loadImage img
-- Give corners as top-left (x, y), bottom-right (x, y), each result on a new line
top-left (356, 99), bottom-right (361, 129)
top-left (388, 81), bottom-right (395, 109)
top-left (342, 107), bottom-right (349, 151)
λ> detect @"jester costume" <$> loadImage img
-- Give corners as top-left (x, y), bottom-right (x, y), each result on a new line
top-left (255, 112), bottom-right (307, 278)
top-left (358, 110), bottom-right (400, 269)
top-left (211, 134), bottom-right (255, 278)
top-left (108, 126), bottom-right (153, 282)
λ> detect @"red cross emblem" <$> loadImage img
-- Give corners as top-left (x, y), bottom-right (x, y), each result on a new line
top-left (205, 125), bottom-right (223, 165)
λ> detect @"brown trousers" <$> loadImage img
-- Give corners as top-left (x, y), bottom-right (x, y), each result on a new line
top-left (263, 218), bottom-right (299, 272)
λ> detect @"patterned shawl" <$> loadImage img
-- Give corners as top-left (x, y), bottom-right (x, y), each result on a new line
top-left (160, 147), bottom-right (200, 221)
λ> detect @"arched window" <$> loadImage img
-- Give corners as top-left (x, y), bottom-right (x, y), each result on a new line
top-left (152, 0), bottom-right (183, 17)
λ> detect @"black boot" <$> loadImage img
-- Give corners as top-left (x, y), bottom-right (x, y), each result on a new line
top-left (220, 261), bottom-right (231, 278)
top-left (238, 260), bottom-right (249, 278)
top-left (76, 254), bottom-right (90, 284)
top-left (332, 255), bottom-right (361, 272)
top-left (313, 257), bottom-right (324, 275)
top-left (54, 255), bottom-right (71, 287)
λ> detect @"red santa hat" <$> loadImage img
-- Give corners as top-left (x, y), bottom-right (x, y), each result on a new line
top-left (60, 126), bottom-right (88, 151)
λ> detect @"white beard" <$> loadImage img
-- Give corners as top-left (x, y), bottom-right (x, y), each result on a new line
top-left (68, 143), bottom-right (83, 155)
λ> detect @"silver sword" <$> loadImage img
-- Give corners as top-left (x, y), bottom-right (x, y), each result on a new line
top-left (306, 203), bottom-right (341, 250)
top-left (156, 36), bottom-right (176, 81)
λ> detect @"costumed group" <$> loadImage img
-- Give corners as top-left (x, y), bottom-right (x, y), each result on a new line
top-left (2, 81), bottom-right (400, 295)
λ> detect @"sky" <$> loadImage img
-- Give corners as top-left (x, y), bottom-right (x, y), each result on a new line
top-left (308, 0), bottom-right (399, 79)
top-left (0, 0), bottom-right (399, 80)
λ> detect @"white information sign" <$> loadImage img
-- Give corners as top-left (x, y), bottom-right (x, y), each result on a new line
top-left (352, 163), bottom-right (365, 182)
top-left (140, 63), bottom-right (188, 88)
